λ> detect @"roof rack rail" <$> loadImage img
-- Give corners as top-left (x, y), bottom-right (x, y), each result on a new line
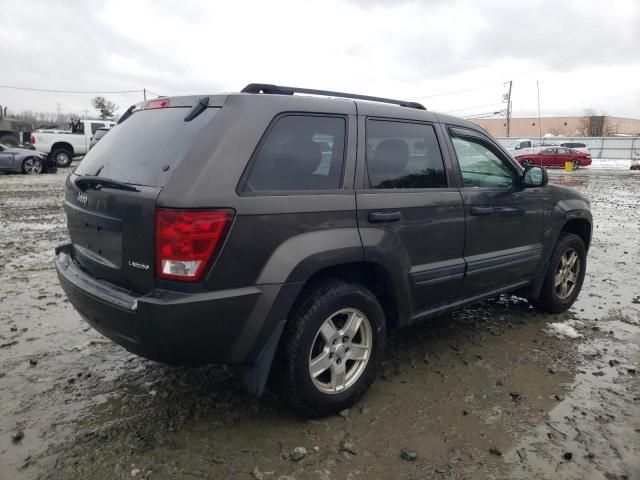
top-left (241, 83), bottom-right (426, 110)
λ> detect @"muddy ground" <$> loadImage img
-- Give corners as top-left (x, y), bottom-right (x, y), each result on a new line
top-left (0, 167), bottom-right (638, 480)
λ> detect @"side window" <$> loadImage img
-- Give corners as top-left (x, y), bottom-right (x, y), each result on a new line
top-left (451, 135), bottom-right (515, 189)
top-left (243, 115), bottom-right (346, 193)
top-left (542, 148), bottom-right (556, 155)
top-left (365, 120), bottom-right (447, 189)
top-left (91, 123), bottom-right (105, 134)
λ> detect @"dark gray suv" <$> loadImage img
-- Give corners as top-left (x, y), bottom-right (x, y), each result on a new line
top-left (55, 84), bottom-right (592, 416)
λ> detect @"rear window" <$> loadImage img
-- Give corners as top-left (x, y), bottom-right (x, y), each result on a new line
top-left (75, 107), bottom-right (218, 187)
top-left (366, 120), bottom-right (447, 189)
top-left (241, 114), bottom-right (346, 193)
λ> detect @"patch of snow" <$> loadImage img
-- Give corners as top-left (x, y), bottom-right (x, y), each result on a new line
top-left (590, 159), bottom-right (632, 170)
top-left (544, 321), bottom-right (584, 339)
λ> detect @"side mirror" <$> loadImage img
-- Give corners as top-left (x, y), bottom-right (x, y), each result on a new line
top-left (522, 166), bottom-right (548, 188)
top-left (514, 145), bottom-right (521, 150)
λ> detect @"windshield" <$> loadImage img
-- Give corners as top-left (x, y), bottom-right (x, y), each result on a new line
top-left (75, 107), bottom-right (219, 187)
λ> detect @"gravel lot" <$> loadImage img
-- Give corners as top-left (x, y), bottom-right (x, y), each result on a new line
top-left (0, 167), bottom-right (638, 480)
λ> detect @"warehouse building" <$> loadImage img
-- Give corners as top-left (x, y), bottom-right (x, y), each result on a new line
top-left (471, 115), bottom-right (640, 138)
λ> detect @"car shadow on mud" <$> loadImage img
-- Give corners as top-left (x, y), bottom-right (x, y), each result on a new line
top-left (42, 296), bottom-right (584, 480)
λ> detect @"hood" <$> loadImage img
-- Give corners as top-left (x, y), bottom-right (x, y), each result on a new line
top-left (3, 147), bottom-right (46, 156)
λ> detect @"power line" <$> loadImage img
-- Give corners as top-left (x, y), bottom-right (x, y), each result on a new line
top-left (0, 84), bottom-right (143, 94)
top-left (444, 102), bottom-right (504, 114)
top-left (411, 82), bottom-right (506, 101)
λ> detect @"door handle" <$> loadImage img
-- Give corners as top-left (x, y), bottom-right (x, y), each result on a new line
top-left (494, 206), bottom-right (525, 215)
top-left (368, 211), bottom-right (402, 223)
top-left (470, 206), bottom-right (495, 216)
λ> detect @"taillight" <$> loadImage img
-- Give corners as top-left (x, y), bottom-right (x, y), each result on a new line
top-left (145, 99), bottom-right (170, 109)
top-left (30, 134), bottom-right (35, 144)
top-left (155, 209), bottom-right (234, 281)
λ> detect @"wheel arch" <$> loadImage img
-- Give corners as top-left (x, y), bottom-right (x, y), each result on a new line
top-left (51, 142), bottom-right (74, 156)
top-left (290, 261), bottom-right (402, 331)
top-left (561, 217), bottom-right (592, 251)
top-left (242, 260), bottom-right (403, 396)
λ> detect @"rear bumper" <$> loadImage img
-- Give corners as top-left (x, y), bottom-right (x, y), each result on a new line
top-left (55, 242), bottom-right (298, 366)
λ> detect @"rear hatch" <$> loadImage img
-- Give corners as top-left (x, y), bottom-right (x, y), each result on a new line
top-left (66, 101), bottom-right (220, 294)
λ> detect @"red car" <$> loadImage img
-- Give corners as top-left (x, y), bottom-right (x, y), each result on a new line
top-left (516, 147), bottom-right (592, 169)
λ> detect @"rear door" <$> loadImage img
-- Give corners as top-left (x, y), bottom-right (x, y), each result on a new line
top-left (445, 127), bottom-right (545, 297)
top-left (67, 103), bottom-right (219, 293)
top-left (356, 115), bottom-right (465, 319)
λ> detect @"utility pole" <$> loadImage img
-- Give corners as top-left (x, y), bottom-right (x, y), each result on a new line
top-left (505, 80), bottom-right (513, 137)
top-left (536, 80), bottom-right (542, 141)
top-left (143, 88), bottom-right (147, 101)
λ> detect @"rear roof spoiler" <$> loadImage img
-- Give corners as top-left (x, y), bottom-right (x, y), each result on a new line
top-left (241, 83), bottom-right (426, 110)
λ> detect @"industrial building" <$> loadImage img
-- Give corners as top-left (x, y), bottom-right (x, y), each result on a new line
top-left (471, 115), bottom-right (640, 138)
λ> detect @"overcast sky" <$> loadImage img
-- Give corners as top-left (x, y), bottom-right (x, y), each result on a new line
top-left (1, 0), bottom-right (639, 120)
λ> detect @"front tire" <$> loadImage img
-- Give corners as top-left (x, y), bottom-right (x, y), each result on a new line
top-left (533, 233), bottom-right (587, 313)
top-left (279, 280), bottom-right (386, 417)
top-left (573, 159), bottom-right (581, 169)
top-left (22, 157), bottom-right (43, 174)
top-left (51, 147), bottom-right (73, 168)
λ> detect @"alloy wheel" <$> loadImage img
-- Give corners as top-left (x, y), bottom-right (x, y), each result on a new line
top-left (24, 158), bottom-right (43, 174)
top-left (555, 248), bottom-right (580, 300)
top-left (308, 308), bottom-right (373, 394)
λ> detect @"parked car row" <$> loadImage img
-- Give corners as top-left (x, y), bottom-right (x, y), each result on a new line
top-left (509, 139), bottom-right (590, 156)
top-left (29, 119), bottom-right (114, 167)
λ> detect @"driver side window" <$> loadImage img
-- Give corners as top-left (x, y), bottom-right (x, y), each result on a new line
top-left (451, 136), bottom-right (515, 188)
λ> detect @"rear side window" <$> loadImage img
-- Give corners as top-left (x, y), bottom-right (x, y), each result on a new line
top-left (90, 122), bottom-right (105, 134)
top-left (365, 120), bottom-right (447, 189)
top-left (75, 107), bottom-right (218, 187)
top-left (242, 115), bottom-right (346, 193)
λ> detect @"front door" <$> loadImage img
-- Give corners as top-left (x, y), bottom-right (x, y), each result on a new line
top-left (445, 127), bottom-right (546, 298)
top-left (356, 116), bottom-right (466, 320)
top-left (0, 147), bottom-right (14, 171)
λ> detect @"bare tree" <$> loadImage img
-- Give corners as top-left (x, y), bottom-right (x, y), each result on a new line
top-left (91, 96), bottom-right (118, 121)
top-left (579, 109), bottom-right (611, 137)
top-left (9, 110), bottom-right (75, 129)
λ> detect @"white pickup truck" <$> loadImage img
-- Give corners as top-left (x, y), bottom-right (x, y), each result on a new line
top-left (30, 119), bottom-right (116, 167)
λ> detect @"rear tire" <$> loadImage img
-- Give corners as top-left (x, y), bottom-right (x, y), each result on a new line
top-left (532, 233), bottom-right (587, 313)
top-left (279, 280), bottom-right (386, 417)
top-left (51, 147), bottom-right (73, 168)
top-left (22, 157), bottom-right (43, 174)
top-left (522, 158), bottom-right (533, 167)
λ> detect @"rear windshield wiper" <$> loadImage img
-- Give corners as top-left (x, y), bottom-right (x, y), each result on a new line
top-left (117, 105), bottom-right (136, 124)
top-left (74, 175), bottom-right (140, 192)
top-left (184, 96), bottom-right (209, 122)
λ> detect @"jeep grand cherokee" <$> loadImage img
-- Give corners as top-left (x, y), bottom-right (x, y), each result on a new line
top-left (55, 84), bottom-right (592, 416)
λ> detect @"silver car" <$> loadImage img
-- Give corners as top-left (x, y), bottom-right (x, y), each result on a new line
top-left (0, 143), bottom-right (56, 174)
